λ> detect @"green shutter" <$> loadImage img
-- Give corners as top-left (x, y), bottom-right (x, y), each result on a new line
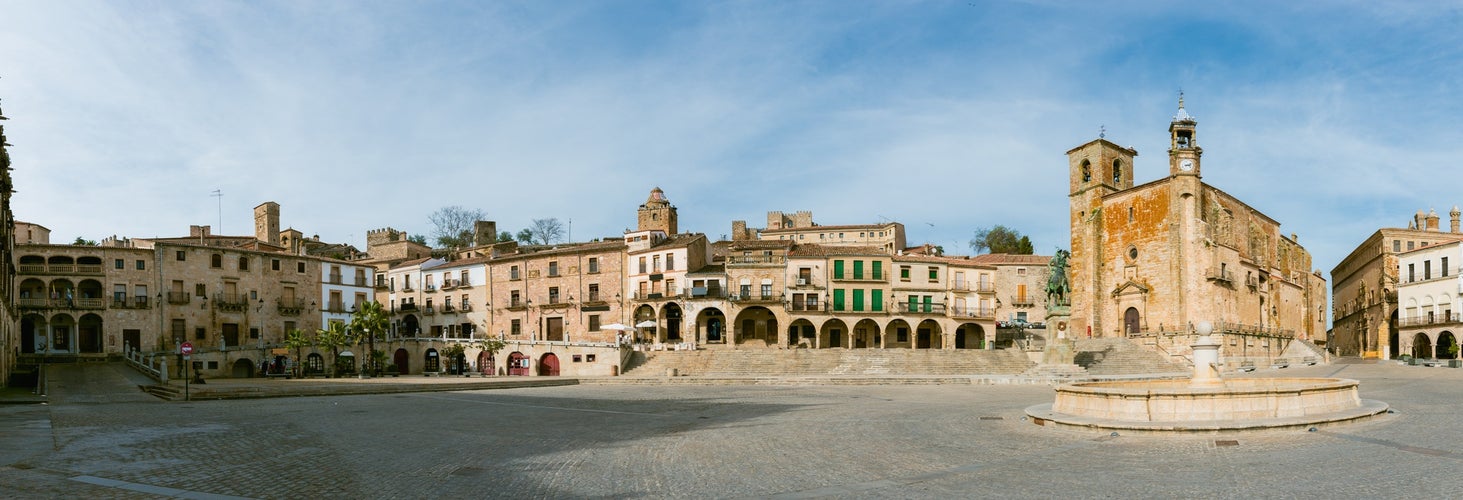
top-left (872, 289), bottom-right (883, 311)
top-left (852, 289), bottom-right (865, 311)
top-left (833, 289), bottom-right (846, 311)
top-left (908, 295), bottom-right (917, 312)
top-left (834, 260), bottom-right (844, 280)
top-left (923, 295), bottom-right (932, 313)
top-left (872, 261), bottom-right (882, 280)
top-left (853, 260), bottom-right (864, 280)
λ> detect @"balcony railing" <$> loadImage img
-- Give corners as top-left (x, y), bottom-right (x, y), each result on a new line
top-left (897, 302), bottom-right (948, 314)
top-left (167, 292), bottom-right (192, 305)
top-left (354, 276), bottom-right (369, 287)
top-left (395, 303), bottom-right (418, 314)
top-left (327, 273), bottom-right (343, 285)
top-left (442, 303), bottom-right (456, 313)
top-left (18, 264), bottom-right (46, 274)
top-left (1399, 313), bottom-right (1463, 327)
top-left (787, 301), bottom-right (827, 312)
top-left (1212, 321), bottom-right (1294, 338)
top-left (948, 306), bottom-right (994, 319)
top-left (726, 255), bottom-right (786, 265)
top-left (112, 296), bottom-right (151, 309)
top-left (325, 302), bottom-right (346, 313)
top-left (1009, 296), bottom-right (1035, 308)
top-left (423, 306), bottom-right (436, 316)
top-left (18, 298), bottom-right (50, 309)
top-left (457, 279), bottom-right (472, 288)
top-left (375, 280), bottom-right (389, 290)
top-left (831, 274), bottom-right (887, 283)
top-left (1206, 268), bottom-right (1235, 284)
top-left (729, 293), bottom-right (783, 303)
top-left (425, 284), bottom-right (437, 292)
top-left (441, 279), bottom-right (458, 290)
top-left (976, 282), bottom-right (995, 293)
top-left (214, 293), bottom-right (249, 312)
top-left (76, 265), bottom-right (103, 275)
top-left (402, 285), bottom-right (415, 292)
top-left (278, 298), bottom-right (306, 316)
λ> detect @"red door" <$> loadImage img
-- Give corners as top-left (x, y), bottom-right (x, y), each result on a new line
top-left (478, 352), bottom-right (495, 376)
top-left (508, 352), bottom-right (529, 376)
top-left (539, 353), bottom-right (560, 376)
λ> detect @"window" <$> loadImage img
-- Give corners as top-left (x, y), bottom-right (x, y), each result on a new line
top-left (834, 260), bottom-right (845, 279)
top-left (1445, 257), bottom-right (1451, 277)
top-left (250, 327), bottom-right (259, 339)
top-left (833, 289), bottom-right (845, 311)
top-left (761, 283), bottom-right (772, 298)
top-left (297, 262), bottom-right (305, 273)
top-left (1425, 261), bottom-right (1432, 280)
top-left (272, 259), bottom-right (281, 271)
top-left (1409, 241), bottom-right (1416, 251)
top-left (511, 319), bottom-right (521, 336)
top-left (667, 279), bottom-right (676, 295)
top-left (928, 267), bottom-right (939, 281)
top-left (114, 259), bottom-right (124, 270)
top-left (740, 283), bottom-right (751, 298)
top-left (511, 265), bottom-right (521, 280)
top-left (1113, 159), bottom-right (1122, 184)
top-left (587, 283), bottom-right (600, 302)
top-left (652, 255), bottom-right (661, 272)
top-left (548, 261), bottom-right (559, 277)
top-left (853, 260), bottom-right (864, 280)
top-left (589, 314), bottom-right (601, 332)
top-left (136, 260), bottom-right (145, 270)
top-left (511, 290), bottom-right (521, 307)
top-left (1409, 263), bottom-right (1415, 282)
top-left (588, 257), bottom-right (599, 273)
top-left (667, 254), bottom-right (675, 271)
top-left (171, 319), bottom-right (186, 343)
top-left (852, 289), bottom-right (864, 311)
top-left (549, 287), bottom-right (560, 304)
top-left (872, 261), bottom-right (882, 280)
top-left (460, 270), bottom-right (470, 285)
top-left (1393, 240), bottom-right (1401, 253)
top-left (638, 257), bottom-right (646, 274)
top-left (176, 251), bottom-right (186, 261)
top-left (211, 254), bottom-right (222, 268)
top-left (195, 327), bottom-right (206, 340)
top-left (871, 289), bottom-right (883, 312)
top-left (239, 256), bottom-right (249, 271)
top-left (195, 284), bottom-right (206, 297)
top-left (900, 265), bottom-right (911, 281)
top-left (113, 284), bottom-right (126, 303)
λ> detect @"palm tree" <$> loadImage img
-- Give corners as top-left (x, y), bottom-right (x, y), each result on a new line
top-left (316, 322), bottom-right (353, 377)
top-left (350, 301), bottom-right (390, 376)
top-left (283, 328), bottom-right (313, 377)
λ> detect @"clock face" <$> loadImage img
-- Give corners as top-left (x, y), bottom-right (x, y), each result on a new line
top-left (1180, 159), bottom-right (1194, 171)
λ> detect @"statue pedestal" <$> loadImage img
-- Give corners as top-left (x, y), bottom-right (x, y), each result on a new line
top-left (1041, 337), bottom-right (1076, 365)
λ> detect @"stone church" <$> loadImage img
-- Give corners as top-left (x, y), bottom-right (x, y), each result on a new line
top-left (1064, 97), bottom-right (1328, 352)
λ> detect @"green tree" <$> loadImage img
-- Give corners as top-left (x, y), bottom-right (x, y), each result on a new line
top-left (349, 301), bottom-right (390, 376)
top-left (516, 228), bottom-right (533, 244)
top-left (407, 234), bottom-right (427, 245)
top-left (283, 328), bottom-right (314, 377)
top-left (497, 231), bottom-right (514, 243)
top-left (473, 336), bottom-right (507, 376)
top-left (72, 237), bottom-right (98, 246)
top-left (969, 225), bottom-right (1034, 255)
top-left (315, 322), bottom-right (353, 377)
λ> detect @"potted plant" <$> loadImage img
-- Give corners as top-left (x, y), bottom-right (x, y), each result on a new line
top-left (383, 363), bottom-right (399, 377)
top-left (1449, 345), bottom-right (1461, 368)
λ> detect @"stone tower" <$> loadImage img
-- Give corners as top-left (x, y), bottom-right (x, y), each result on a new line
top-left (1163, 94), bottom-right (1205, 332)
top-left (254, 202), bottom-right (280, 246)
top-left (1066, 127), bottom-right (1138, 338)
top-left (637, 187), bottom-right (678, 234)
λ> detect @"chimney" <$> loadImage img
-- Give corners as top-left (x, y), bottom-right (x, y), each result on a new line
top-left (1427, 208), bottom-right (1440, 232)
top-left (1452, 206), bottom-right (1460, 233)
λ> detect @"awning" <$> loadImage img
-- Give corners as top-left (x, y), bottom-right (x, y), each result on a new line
top-left (339, 350), bottom-right (354, 357)
top-left (635, 320), bottom-right (658, 328)
top-left (601, 323), bottom-right (632, 331)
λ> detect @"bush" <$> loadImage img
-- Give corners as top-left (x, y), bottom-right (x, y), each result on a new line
top-left (384, 364), bottom-right (397, 374)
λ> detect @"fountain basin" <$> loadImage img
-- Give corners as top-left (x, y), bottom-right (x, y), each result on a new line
top-left (1025, 378), bottom-right (1389, 433)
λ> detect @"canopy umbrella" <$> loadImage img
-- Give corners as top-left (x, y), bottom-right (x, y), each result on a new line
top-left (635, 320), bottom-right (658, 328)
top-left (600, 323), bottom-right (632, 331)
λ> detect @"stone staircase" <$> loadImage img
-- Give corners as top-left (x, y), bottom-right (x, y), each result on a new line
top-left (623, 348), bottom-right (1034, 377)
top-left (1072, 338), bottom-right (1189, 376)
top-left (142, 384), bottom-right (183, 401)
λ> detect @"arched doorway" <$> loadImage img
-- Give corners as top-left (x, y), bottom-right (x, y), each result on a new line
top-left (232, 358), bottom-right (255, 378)
top-left (449, 351), bottom-right (467, 375)
top-left (20, 314), bottom-right (42, 353)
top-left (18, 278), bottom-right (45, 305)
top-left (1124, 307), bottom-right (1141, 335)
top-left (663, 303), bottom-right (683, 341)
top-left (402, 315), bottom-right (421, 337)
top-left (634, 305), bottom-right (656, 343)
top-left (77, 279), bottom-right (104, 306)
top-left (78, 313), bottom-right (103, 353)
top-left (478, 351), bottom-right (495, 376)
top-left (733, 306), bottom-right (778, 347)
top-left (1389, 310), bottom-right (1400, 359)
top-left (853, 319), bottom-right (881, 348)
top-left (1413, 332), bottom-right (1434, 359)
top-left (886, 319), bottom-right (912, 349)
top-left (916, 320), bottom-right (942, 349)
top-left (820, 319), bottom-right (848, 349)
top-left (788, 319), bottom-right (816, 347)
top-left (507, 351), bottom-right (529, 376)
top-left (49, 313), bottom-right (75, 352)
top-left (394, 348), bottom-right (410, 374)
top-left (955, 323), bottom-right (985, 349)
top-left (1439, 331), bottom-right (1458, 359)
top-left (424, 348), bottom-right (440, 373)
top-left (698, 308), bottom-right (726, 343)
top-left (50, 279), bottom-right (75, 306)
top-left (539, 353), bottom-right (560, 376)
top-left (306, 353), bottom-right (325, 376)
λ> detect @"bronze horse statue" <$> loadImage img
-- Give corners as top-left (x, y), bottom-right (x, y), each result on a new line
top-left (1046, 249), bottom-right (1070, 306)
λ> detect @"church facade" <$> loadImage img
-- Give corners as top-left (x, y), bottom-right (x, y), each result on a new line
top-left (1065, 98), bottom-right (1327, 358)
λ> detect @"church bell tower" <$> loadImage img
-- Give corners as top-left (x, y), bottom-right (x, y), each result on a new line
top-left (1169, 93), bottom-right (1202, 178)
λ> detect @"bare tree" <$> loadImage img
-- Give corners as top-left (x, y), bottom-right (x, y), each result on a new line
top-left (969, 225), bottom-right (1033, 255)
top-left (528, 218), bottom-right (565, 245)
top-left (428, 206), bottom-right (486, 248)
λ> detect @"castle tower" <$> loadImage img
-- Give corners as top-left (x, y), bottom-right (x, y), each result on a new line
top-left (254, 202), bottom-right (280, 245)
top-left (1066, 127), bottom-right (1138, 338)
top-left (637, 187), bottom-right (678, 234)
top-left (1168, 93), bottom-right (1202, 178)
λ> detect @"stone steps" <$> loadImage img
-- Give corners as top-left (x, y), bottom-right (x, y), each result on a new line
top-left (625, 349), bottom-right (1035, 377)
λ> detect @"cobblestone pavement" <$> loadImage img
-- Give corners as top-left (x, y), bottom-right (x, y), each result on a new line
top-left (3, 361), bottom-right (1463, 498)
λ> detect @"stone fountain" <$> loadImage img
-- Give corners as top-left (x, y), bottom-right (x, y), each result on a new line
top-left (1025, 321), bottom-right (1389, 433)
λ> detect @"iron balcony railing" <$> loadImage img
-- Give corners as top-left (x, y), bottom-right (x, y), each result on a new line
top-left (1399, 313), bottom-right (1463, 327)
top-left (729, 292), bottom-right (783, 303)
top-left (277, 298), bottom-right (306, 316)
top-left (948, 305), bottom-right (994, 319)
top-left (897, 302), bottom-right (949, 314)
top-left (167, 292), bottom-right (192, 305)
top-left (726, 255), bottom-right (786, 265)
top-left (327, 273), bottom-right (343, 285)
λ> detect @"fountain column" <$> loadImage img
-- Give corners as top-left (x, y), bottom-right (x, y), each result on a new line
top-left (1190, 321), bottom-right (1223, 388)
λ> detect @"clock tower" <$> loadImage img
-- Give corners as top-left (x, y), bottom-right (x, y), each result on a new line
top-left (1169, 93), bottom-right (1201, 178)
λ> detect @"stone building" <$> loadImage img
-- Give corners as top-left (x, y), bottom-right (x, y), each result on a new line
top-left (15, 221), bottom-right (48, 245)
top-left (1395, 239), bottom-right (1463, 359)
top-left (1331, 208), bottom-right (1463, 358)
top-left (1065, 98), bottom-right (1327, 362)
top-left (731, 210), bottom-right (906, 255)
top-left (0, 105), bottom-right (17, 383)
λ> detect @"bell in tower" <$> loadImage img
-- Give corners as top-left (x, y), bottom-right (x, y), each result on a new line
top-left (1169, 92), bottom-right (1202, 177)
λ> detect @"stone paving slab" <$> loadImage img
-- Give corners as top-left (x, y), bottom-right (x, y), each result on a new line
top-left (3, 360), bottom-right (1463, 497)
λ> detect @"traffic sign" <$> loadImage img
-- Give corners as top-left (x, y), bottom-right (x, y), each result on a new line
top-left (180, 342), bottom-right (194, 355)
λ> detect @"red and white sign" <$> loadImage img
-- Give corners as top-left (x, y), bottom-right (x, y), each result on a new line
top-left (180, 342), bottom-right (194, 355)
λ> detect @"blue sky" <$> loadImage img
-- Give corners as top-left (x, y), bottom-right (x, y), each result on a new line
top-left (3, 1), bottom-right (1463, 280)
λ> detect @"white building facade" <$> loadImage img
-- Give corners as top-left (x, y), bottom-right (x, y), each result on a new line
top-left (1396, 240), bottom-right (1463, 359)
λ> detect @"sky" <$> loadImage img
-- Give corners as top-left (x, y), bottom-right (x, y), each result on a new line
top-left (4, 0), bottom-right (1463, 281)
